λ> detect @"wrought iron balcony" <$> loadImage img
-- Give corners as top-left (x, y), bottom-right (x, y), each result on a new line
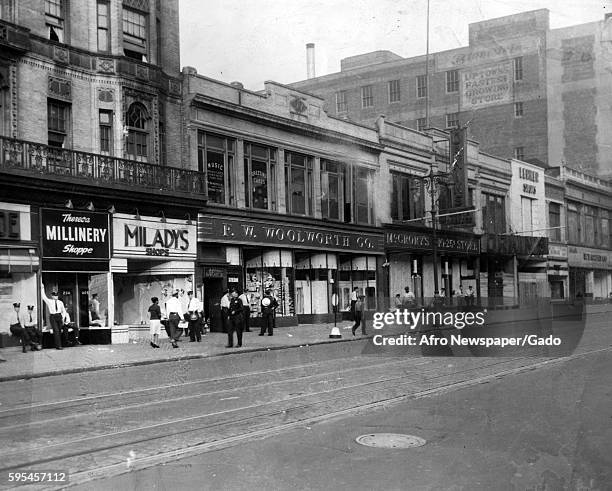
top-left (0, 135), bottom-right (206, 199)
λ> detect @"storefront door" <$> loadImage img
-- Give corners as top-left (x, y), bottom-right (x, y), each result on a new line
top-left (204, 277), bottom-right (225, 332)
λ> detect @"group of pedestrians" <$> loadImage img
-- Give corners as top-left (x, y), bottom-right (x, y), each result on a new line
top-left (148, 289), bottom-right (205, 349)
top-left (148, 287), bottom-right (279, 349)
top-left (221, 288), bottom-right (278, 348)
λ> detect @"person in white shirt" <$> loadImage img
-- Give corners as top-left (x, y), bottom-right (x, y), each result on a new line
top-left (350, 287), bottom-right (359, 320)
top-left (41, 281), bottom-right (68, 350)
top-left (165, 289), bottom-right (184, 348)
top-left (9, 302), bottom-right (39, 353)
top-left (403, 286), bottom-right (416, 308)
top-left (220, 289), bottom-right (230, 333)
top-left (238, 290), bottom-right (251, 332)
top-left (186, 290), bottom-right (204, 342)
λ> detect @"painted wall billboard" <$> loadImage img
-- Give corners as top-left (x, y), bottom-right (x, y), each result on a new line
top-left (462, 62), bottom-right (512, 109)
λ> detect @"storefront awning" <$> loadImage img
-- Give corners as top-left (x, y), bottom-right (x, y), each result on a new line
top-left (0, 247), bottom-right (39, 273)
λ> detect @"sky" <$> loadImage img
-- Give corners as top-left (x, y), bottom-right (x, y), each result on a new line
top-left (179, 0), bottom-right (611, 91)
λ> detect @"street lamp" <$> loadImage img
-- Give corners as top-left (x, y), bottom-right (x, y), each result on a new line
top-left (423, 164), bottom-right (450, 296)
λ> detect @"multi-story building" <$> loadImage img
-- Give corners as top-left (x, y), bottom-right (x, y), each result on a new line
top-left (0, 0), bottom-right (204, 341)
top-left (545, 165), bottom-right (612, 299)
top-left (290, 9), bottom-right (612, 179)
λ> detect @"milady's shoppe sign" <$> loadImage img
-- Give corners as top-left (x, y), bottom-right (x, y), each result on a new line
top-left (41, 208), bottom-right (110, 260)
top-left (113, 214), bottom-right (196, 259)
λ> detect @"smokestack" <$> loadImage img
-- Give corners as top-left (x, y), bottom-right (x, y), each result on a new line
top-left (306, 43), bottom-right (315, 79)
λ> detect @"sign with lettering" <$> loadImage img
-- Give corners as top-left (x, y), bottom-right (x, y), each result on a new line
top-left (462, 62), bottom-right (512, 109)
top-left (547, 244), bottom-right (568, 259)
top-left (568, 246), bottom-right (612, 270)
top-left (113, 214), bottom-right (196, 259)
top-left (385, 230), bottom-right (480, 254)
top-left (483, 234), bottom-right (549, 256)
top-left (41, 208), bottom-right (110, 260)
top-left (198, 215), bottom-right (385, 254)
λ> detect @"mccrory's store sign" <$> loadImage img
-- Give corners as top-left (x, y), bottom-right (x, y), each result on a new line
top-left (112, 214), bottom-right (196, 259)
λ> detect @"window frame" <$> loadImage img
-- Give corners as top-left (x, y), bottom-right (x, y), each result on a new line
top-left (481, 192), bottom-right (506, 235)
top-left (514, 56), bottom-right (523, 81)
top-left (320, 160), bottom-right (345, 221)
top-left (125, 103), bottom-right (149, 162)
top-left (445, 112), bottom-right (460, 129)
top-left (45, 0), bottom-right (65, 43)
top-left (390, 172), bottom-right (425, 222)
top-left (197, 131), bottom-right (236, 207)
top-left (514, 146), bottom-right (525, 160)
top-left (353, 167), bottom-right (375, 225)
top-left (243, 141), bottom-right (277, 212)
top-left (361, 85), bottom-right (374, 108)
top-left (446, 70), bottom-right (459, 93)
top-left (335, 90), bottom-right (347, 113)
top-left (99, 109), bottom-right (113, 155)
top-left (416, 75), bottom-right (427, 99)
top-left (548, 202), bottom-right (561, 241)
top-left (47, 98), bottom-right (70, 148)
top-left (97, 0), bottom-right (110, 52)
top-left (122, 5), bottom-right (148, 60)
top-left (416, 117), bottom-right (427, 132)
top-left (388, 79), bottom-right (401, 103)
top-left (514, 101), bottom-right (524, 118)
top-left (284, 151), bottom-right (313, 216)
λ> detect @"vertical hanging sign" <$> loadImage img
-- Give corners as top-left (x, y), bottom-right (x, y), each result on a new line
top-left (449, 127), bottom-right (468, 208)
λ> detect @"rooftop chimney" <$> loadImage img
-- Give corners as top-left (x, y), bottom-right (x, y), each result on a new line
top-left (306, 43), bottom-right (315, 79)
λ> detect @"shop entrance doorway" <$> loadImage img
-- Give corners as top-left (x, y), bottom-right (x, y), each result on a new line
top-left (204, 277), bottom-right (225, 332)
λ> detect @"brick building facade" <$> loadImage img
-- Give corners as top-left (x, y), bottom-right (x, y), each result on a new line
top-left (291, 9), bottom-right (612, 179)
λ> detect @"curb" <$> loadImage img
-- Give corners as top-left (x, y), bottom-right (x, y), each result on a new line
top-left (0, 335), bottom-right (372, 383)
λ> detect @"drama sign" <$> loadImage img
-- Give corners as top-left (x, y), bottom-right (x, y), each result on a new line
top-left (41, 208), bottom-right (110, 260)
top-left (113, 214), bottom-right (196, 259)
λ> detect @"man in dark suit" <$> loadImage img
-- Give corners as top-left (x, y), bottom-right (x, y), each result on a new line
top-left (259, 290), bottom-right (278, 336)
top-left (226, 289), bottom-right (243, 348)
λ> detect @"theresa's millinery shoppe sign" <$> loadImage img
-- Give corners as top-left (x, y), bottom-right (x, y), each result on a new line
top-left (41, 208), bottom-right (110, 260)
top-left (113, 214), bottom-right (196, 259)
top-left (198, 215), bottom-right (385, 253)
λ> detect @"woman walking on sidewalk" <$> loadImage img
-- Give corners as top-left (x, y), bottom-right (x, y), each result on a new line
top-left (148, 297), bottom-right (161, 348)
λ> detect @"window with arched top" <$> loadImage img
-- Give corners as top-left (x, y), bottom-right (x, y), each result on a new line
top-left (126, 103), bottom-right (148, 162)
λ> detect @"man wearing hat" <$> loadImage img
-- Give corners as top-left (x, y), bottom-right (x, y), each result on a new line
top-left (9, 303), bottom-right (39, 352)
top-left (23, 305), bottom-right (42, 347)
top-left (165, 289), bottom-right (184, 348)
top-left (41, 281), bottom-right (68, 350)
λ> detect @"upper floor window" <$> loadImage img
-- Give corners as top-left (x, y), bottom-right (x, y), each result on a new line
top-left (446, 70), bottom-right (459, 93)
top-left (97, 1), bottom-right (110, 52)
top-left (197, 131), bottom-right (236, 206)
top-left (48, 99), bottom-right (70, 148)
top-left (481, 193), bottom-right (506, 235)
top-left (125, 103), bottom-right (149, 162)
top-left (122, 6), bottom-right (147, 61)
top-left (513, 57), bottom-right (523, 81)
top-left (548, 202), bottom-right (561, 241)
top-left (416, 75), bottom-right (427, 98)
top-left (388, 80), bottom-right (401, 103)
top-left (285, 151), bottom-right (313, 216)
top-left (391, 173), bottom-right (425, 221)
top-left (361, 85), bottom-right (373, 108)
top-left (416, 117), bottom-right (427, 132)
top-left (514, 146), bottom-right (525, 160)
top-left (45, 0), bottom-right (65, 43)
top-left (335, 90), bottom-right (347, 113)
top-left (320, 160), bottom-right (345, 221)
top-left (99, 110), bottom-right (113, 155)
top-left (244, 142), bottom-right (277, 211)
top-left (514, 102), bottom-right (524, 118)
top-left (446, 112), bottom-right (460, 129)
top-left (567, 202), bottom-right (580, 244)
top-left (354, 167), bottom-right (375, 224)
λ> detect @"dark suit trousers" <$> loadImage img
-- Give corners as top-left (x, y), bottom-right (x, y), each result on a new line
top-left (261, 313), bottom-right (274, 335)
top-left (49, 313), bottom-right (63, 348)
top-left (188, 316), bottom-right (202, 341)
top-left (243, 307), bottom-right (251, 331)
top-left (10, 323), bottom-right (32, 346)
top-left (227, 315), bottom-right (243, 347)
top-left (168, 313), bottom-right (181, 342)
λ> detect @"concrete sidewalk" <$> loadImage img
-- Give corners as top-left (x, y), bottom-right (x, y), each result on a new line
top-left (0, 320), bottom-right (365, 381)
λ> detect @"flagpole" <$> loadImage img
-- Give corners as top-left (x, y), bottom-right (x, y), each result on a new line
top-left (425, 0), bottom-right (430, 128)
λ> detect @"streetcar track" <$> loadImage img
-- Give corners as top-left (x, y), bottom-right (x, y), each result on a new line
top-left (0, 356), bottom-right (542, 466)
top-left (0, 357), bottom-right (521, 432)
top-left (1, 343), bottom-right (609, 487)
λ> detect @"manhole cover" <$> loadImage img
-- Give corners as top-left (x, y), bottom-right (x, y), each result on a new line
top-left (356, 433), bottom-right (426, 449)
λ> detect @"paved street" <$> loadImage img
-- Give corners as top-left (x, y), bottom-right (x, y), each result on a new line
top-left (0, 312), bottom-right (609, 490)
